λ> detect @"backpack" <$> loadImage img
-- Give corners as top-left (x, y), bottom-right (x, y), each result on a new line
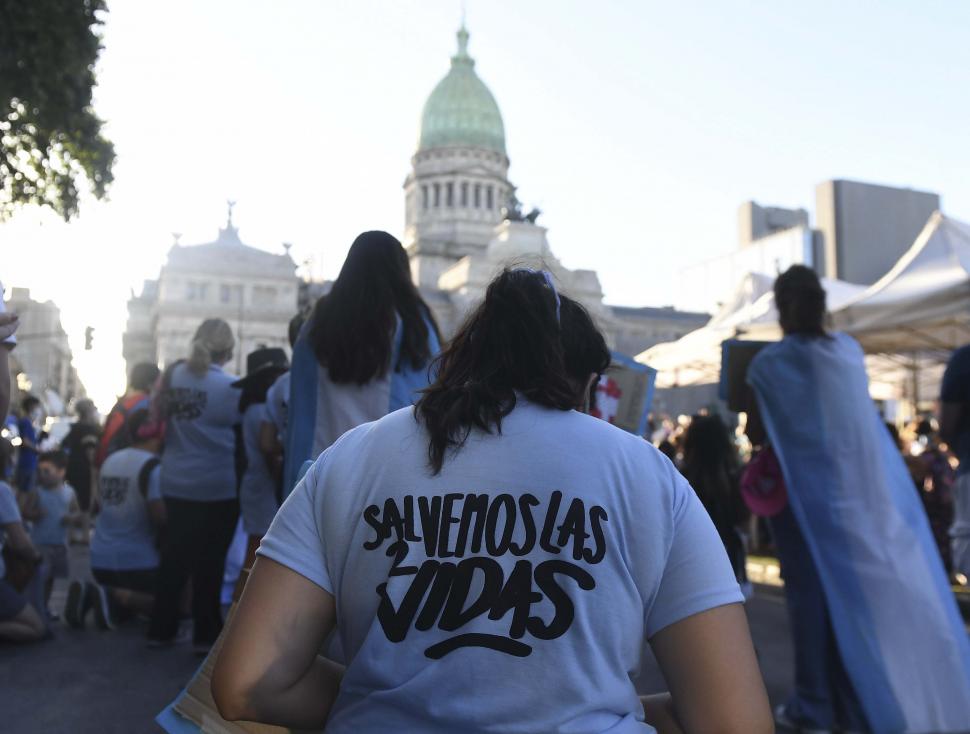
top-left (137, 457), bottom-right (161, 498)
top-left (101, 395), bottom-right (151, 460)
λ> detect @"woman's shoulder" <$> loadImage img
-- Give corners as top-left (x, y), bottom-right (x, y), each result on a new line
top-left (546, 408), bottom-right (675, 479)
top-left (347, 406), bottom-right (422, 445)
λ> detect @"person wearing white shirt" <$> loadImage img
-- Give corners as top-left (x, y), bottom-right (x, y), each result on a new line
top-left (213, 269), bottom-right (771, 734)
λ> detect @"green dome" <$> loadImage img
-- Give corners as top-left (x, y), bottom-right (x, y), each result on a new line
top-left (418, 27), bottom-right (506, 155)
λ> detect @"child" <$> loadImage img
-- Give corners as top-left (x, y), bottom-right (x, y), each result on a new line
top-left (22, 450), bottom-right (80, 618)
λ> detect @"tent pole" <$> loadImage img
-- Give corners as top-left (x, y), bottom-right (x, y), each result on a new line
top-left (911, 355), bottom-right (919, 418)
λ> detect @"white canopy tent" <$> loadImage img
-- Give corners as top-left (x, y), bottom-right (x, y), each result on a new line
top-left (830, 212), bottom-right (970, 353)
top-left (638, 272), bottom-right (865, 388)
top-left (640, 213), bottom-right (970, 411)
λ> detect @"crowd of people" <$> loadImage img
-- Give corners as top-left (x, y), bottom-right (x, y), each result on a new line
top-left (1, 241), bottom-right (970, 732)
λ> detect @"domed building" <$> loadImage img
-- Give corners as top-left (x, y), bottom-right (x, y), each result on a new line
top-left (406, 27), bottom-right (708, 354)
top-left (404, 26), bottom-right (513, 290)
top-left (121, 27), bottom-right (708, 377)
top-left (122, 205), bottom-right (299, 375)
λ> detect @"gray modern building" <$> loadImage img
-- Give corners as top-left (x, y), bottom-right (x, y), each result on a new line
top-left (738, 202), bottom-right (809, 249)
top-left (816, 179), bottom-right (939, 285)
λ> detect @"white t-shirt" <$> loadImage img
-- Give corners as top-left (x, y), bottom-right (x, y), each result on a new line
top-left (258, 400), bottom-right (742, 734)
top-left (160, 363), bottom-right (240, 502)
top-left (90, 448), bottom-right (162, 571)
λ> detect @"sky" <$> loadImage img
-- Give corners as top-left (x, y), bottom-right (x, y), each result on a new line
top-left (4, 0), bottom-right (970, 411)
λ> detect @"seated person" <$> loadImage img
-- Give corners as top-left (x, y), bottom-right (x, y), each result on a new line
top-left (0, 475), bottom-right (46, 642)
top-left (66, 411), bottom-right (166, 630)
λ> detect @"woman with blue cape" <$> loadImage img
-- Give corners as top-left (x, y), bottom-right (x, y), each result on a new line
top-left (282, 230), bottom-right (442, 497)
top-left (746, 265), bottom-right (970, 734)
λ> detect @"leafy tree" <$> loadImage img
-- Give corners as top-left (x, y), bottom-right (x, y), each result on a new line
top-left (0, 0), bottom-right (115, 221)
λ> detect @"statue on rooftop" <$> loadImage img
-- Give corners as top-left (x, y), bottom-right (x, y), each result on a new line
top-left (501, 192), bottom-right (541, 224)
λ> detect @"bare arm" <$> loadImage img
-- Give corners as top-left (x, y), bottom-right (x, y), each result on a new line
top-left (940, 402), bottom-right (962, 445)
top-left (147, 499), bottom-right (167, 529)
top-left (211, 557), bottom-right (343, 729)
top-left (258, 421), bottom-right (282, 457)
top-left (2, 522), bottom-right (40, 561)
top-left (649, 604), bottom-right (773, 734)
top-left (259, 420), bottom-right (284, 488)
top-left (89, 475), bottom-right (101, 515)
top-left (19, 491), bottom-right (43, 522)
top-left (640, 693), bottom-right (685, 734)
top-left (63, 493), bottom-right (83, 526)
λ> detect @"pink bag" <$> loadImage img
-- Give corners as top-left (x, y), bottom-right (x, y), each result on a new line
top-left (740, 445), bottom-right (788, 517)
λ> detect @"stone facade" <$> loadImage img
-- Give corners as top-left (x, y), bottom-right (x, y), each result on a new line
top-left (404, 145), bottom-right (512, 289)
top-left (123, 214), bottom-right (299, 376)
top-left (5, 287), bottom-right (85, 408)
top-left (418, 219), bottom-right (707, 353)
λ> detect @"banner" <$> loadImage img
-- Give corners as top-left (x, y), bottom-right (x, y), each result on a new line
top-left (592, 352), bottom-right (657, 435)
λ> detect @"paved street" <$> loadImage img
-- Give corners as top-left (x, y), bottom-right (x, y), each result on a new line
top-left (3, 580), bottom-right (794, 734)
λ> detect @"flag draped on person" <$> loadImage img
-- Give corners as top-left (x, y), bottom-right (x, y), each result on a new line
top-left (749, 332), bottom-right (970, 734)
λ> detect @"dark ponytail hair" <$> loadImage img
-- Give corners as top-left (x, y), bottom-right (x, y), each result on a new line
top-left (307, 231), bottom-right (442, 384)
top-left (416, 269), bottom-right (611, 474)
top-left (775, 265), bottom-right (827, 337)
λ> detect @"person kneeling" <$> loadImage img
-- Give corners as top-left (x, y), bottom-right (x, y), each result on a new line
top-left (0, 474), bottom-right (47, 642)
top-left (66, 410), bottom-right (166, 630)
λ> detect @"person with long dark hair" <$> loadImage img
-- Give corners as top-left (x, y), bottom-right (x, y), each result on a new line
top-left (746, 265), bottom-right (970, 733)
top-left (281, 230), bottom-right (441, 495)
top-left (680, 414), bottom-right (748, 589)
top-left (211, 269), bottom-right (771, 734)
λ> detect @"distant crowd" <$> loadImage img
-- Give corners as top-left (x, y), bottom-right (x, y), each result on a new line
top-left (2, 242), bottom-right (969, 733)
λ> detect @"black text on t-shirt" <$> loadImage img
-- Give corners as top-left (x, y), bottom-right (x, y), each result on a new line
top-left (165, 388), bottom-right (207, 421)
top-left (362, 491), bottom-right (608, 659)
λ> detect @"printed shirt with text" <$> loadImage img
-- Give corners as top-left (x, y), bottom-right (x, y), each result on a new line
top-left (258, 400), bottom-right (742, 734)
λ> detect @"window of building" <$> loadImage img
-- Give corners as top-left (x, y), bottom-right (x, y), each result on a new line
top-left (460, 181), bottom-right (468, 207)
top-left (220, 284), bottom-right (243, 305)
top-left (187, 281), bottom-right (209, 302)
top-left (474, 183), bottom-right (481, 208)
top-left (446, 181), bottom-right (454, 207)
top-left (486, 185), bottom-right (494, 210)
top-left (253, 286), bottom-right (277, 307)
top-left (434, 183), bottom-right (441, 207)
top-left (421, 185), bottom-right (428, 210)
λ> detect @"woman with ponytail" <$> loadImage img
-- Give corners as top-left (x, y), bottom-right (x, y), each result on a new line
top-left (214, 269), bottom-right (770, 734)
top-left (148, 318), bottom-right (242, 652)
top-left (746, 265), bottom-right (970, 733)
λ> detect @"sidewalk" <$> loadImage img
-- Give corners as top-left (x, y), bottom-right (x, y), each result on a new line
top-left (746, 554), bottom-right (970, 621)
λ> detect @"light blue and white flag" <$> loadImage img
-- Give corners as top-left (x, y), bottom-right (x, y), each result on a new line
top-left (283, 316), bottom-right (440, 498)
top-left (749, 332), bottom-right (970, 734)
